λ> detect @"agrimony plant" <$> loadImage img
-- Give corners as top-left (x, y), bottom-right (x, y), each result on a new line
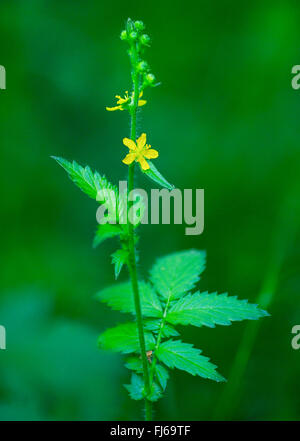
top-left (52, 18), bottom-right (269, 421)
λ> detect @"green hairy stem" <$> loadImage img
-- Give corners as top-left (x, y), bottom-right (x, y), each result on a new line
top-left (127, 37), bottom-right (152, 420)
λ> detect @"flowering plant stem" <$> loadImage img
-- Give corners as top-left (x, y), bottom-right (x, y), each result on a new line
top-left (52, 17), bottom-right (270, 422)
top-left (127, 48), bottom-right (152, 421)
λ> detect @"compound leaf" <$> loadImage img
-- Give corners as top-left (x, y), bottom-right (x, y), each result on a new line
top-left (150, 250), bottom-right (206, 301)
top-left (125, 357), bottom-right (143, 372)
top-left (147, 381), bottom-right (163, 402)
top-left (155, 364), bottom-right (169, 391)
top-left (98, 322), bottom-right (155, 354)
top-left (144, 319), bottom-right (179, 337)
top-left (124, 374), bottom-right (162, 402)
top-left (156, 339), bottom-right (225, 382)
top-left (124, 373), bottom-right (144, 400)
top-left (167, 291), bottom-right (269, 328)
top-left (96, 281), bottom-right (163, 318)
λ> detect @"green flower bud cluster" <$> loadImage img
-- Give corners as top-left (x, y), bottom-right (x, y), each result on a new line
top-left (120, 19), bottom-right (148, 45)
top-left (120, 18), bottom-right (158, 90)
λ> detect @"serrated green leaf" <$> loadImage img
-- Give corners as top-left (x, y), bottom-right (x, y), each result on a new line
top-left (124, 373), bottom-right (144, 400)
top-left (124, 373), bottom-right (162, 402)
top-left (111, 249), bottom-right (128, 279)
top-left (52, 156), bottom-right (117, 205)
top-left (144, 319), bottom-right (179, 337)
top-left (124, 357), bottom-right (166, 399)
top-left (98, 322), bottom-right (155, 354)
top-left (93, 224), bottom-right (123, 248)
top-left (96, 281), bottom-right (163, 318)
top-left (147, 381), bottom-right (163, 402)
top-left (167, 291), bottom-right (269, 328)
top-left (143, 161), bottom-right (174, 190)
top-left (156, 339), bottom-right (225, 382)
top-left (155, 364), bottom-right (169, 391)
top-left (125, 357), bottom-right (143, 372)
top-left (150, 249), bottom-right (206, 301)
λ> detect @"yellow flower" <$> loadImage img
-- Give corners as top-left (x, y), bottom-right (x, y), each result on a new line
top-left (106, 91), bottom-right (146, 111)
top-left (122, 133), bottom-right (158, 171)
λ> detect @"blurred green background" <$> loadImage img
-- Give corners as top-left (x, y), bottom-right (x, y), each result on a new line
top-left (0, 0), bottom-right (300, 421)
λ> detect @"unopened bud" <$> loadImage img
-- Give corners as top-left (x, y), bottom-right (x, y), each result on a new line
top-left (129, 31), bottom-right (138, 41)
top-left (120, 30), bottom-right (127, 41)
top-left (137, 61), bottom-right (149, 72)
top-left (134, 20), bottom-right (145, 31)
top-left (146, 73), bottom-right (155, 84)
top-left (140, 34), bottom-right (150, 46)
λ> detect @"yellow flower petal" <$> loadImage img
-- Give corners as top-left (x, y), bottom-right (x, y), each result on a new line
top-left (138, 99), bottom-right (147, 107)
top-left (144, 149), bottom-right (159, 159)
top-left (123, 138), bottom-right (137, 151)
top-left (137, 133), bottom-right (146, 150)
top-left (139, 91), bottom-right (143, 98)
top-left (106, 106), bottom-right (121, 111)
top-left (107, 92), bottom-right (130, 110)
top-left (117, 97), bottom-right (127, 105)
top-left (122, 153), bottom-right (136, 165)
top-left (138, 156), bottom-right (150, 170)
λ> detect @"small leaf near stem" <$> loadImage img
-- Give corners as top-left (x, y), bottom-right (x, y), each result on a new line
top-left (149, 294), bottom-right (172, 388)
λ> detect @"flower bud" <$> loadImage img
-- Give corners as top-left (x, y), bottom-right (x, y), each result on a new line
top-left (120, 30), bottom-right (127, 41)
top-left (140, 34), bottom-right (150, 46)
top-left (137, 61), bottom-right (149, 72)
top-left (145, 73), bottom-right (155, 84)
top-left (134, 20), bottom-right (145, 31)
top-left (129, 31), bottom-right (138, 41)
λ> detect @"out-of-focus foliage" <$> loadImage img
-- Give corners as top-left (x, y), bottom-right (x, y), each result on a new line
top-left (0, 293), bottom-right (122, 420)
top-left (0, 0), bottom-right (300, 420)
